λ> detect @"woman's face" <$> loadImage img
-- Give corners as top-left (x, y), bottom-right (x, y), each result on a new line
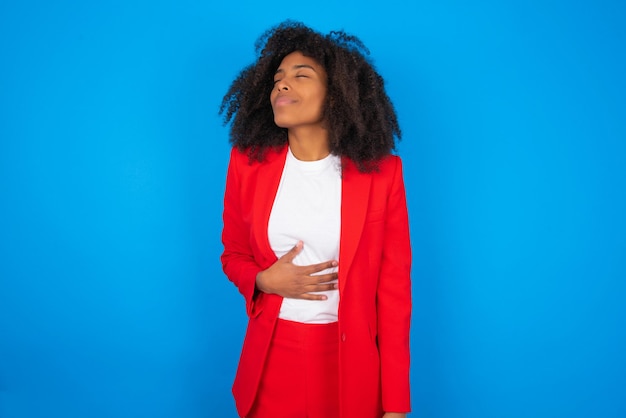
top-left (270, 51), bottom-right (327, 130)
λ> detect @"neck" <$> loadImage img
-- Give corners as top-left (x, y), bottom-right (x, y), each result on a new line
top-left (287, 126), bottom-right (330, 161)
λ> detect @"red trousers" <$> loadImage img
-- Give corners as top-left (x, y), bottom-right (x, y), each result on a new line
top-left (247, 319), bottom-right (340, 418)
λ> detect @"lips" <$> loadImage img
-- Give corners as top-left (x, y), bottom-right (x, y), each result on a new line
top-left (273, 95), bottom-right (296, 106)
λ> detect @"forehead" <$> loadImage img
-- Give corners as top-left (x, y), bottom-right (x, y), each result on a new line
top-left (276, 51), bottom-right (324, 72)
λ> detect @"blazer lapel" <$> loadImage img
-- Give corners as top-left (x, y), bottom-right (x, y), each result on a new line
top-left (251, 146), bottom-right (288, 265)
top-left (339, 160), bottom-right (372, 292)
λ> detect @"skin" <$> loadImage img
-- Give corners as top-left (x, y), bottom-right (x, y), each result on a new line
top-left (270, 51), bottom-right (329, 161)
top-left (256, 51), bottom-right (407, 418)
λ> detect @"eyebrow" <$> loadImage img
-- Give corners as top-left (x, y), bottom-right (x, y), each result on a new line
top-left (274, 64), bottom-right (317, 75)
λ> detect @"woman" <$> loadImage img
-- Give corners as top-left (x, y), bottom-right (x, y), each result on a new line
top-left (220, 21), bottom-right (411, 418)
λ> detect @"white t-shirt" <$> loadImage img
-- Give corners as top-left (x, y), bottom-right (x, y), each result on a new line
top-left (267, 147), bottom-right (342, 324)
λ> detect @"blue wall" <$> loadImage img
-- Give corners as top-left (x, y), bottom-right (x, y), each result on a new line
top-left (1, 1), bottom-right (624, 417)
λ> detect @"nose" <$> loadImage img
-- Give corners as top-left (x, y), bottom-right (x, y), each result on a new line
top-left (275, 79), bottom-right (289, 91)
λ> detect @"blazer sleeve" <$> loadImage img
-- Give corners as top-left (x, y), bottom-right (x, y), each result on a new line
top-left (221, 148), bottom-right (262, 317)
top-left (377, 156), bottom-right (412, 412)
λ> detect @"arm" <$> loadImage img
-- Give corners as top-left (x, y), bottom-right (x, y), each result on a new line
top-left (221, 148), bottom-right (263, 316)
top-left (378, 157), bottom-right (412, 413)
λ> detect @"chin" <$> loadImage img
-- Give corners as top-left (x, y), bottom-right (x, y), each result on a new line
top-left (273, 117), bottom-right (292, 129)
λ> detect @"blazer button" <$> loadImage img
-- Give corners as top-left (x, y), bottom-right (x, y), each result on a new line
top-left (341, 333), bottom-right (346, 342)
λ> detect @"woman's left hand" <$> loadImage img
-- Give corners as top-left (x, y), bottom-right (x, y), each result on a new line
top-left (383, 413), bottom-right (407, 418)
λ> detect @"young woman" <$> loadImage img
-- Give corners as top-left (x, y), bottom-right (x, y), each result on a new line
top-left (220, 21), bottom-right (412, 418)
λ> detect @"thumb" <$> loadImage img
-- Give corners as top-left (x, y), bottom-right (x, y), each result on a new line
top-left (281, 241), bottom-right (303, 262)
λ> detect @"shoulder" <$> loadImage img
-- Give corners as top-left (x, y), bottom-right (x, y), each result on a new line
top-left (342, 154), bottom-right (403, 179)
top-left (377, 154), bottom-right (402, 174)
top-left (229, 145), bottom-right (288, 170)
top-left (373, 155), bottom-right (405, 192)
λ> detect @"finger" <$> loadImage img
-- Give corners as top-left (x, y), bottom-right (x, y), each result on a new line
top-left (312, 282), bottom-right (338, 292)
top-left (311, 273), bottom-right (339, 284)
top-left (280, 241), bottom-right (303, 262)
top-left (302, 259), bottom-right (338, 274)
top-left (297, 292), bottom-right (329, 301)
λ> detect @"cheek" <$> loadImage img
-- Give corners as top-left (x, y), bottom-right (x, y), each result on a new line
top-left (316, 96), bottom-right (327, 116)
top-left (311, 90), bottom-right (326, 111)
top-left (317, 88), bottom-right (327, 110)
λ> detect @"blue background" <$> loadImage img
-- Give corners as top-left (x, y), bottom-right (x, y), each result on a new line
top-left (1, 0), bottom-right (624, 417)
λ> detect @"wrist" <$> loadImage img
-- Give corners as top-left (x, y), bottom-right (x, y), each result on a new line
top-left (255, 270), bottom-right (267, 293)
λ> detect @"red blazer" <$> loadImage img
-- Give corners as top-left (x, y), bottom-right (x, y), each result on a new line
top-left (221, 145), bottom-right (412, 417)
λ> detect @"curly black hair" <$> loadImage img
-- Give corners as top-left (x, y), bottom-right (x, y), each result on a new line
top-left (219, 20), bottom-right (401, 172)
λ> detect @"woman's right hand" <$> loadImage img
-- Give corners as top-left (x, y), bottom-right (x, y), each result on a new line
top-left (255, 241), bottom-right (338, 300)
